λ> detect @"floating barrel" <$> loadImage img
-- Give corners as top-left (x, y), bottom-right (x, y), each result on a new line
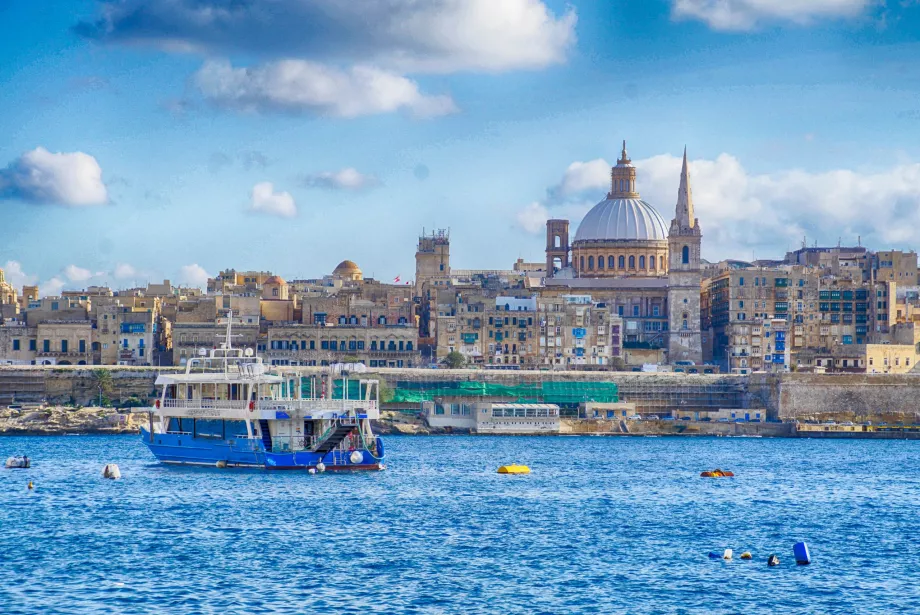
top-left (793, 542), bottom-right (811, 565)
top-left (723, 549), bottom-right (733, 560)
top-left (767, 554), bottom-right (780, 567)
top-left (102, 464), bottom-right (121, 479)
top-left (708, 552), bottom-right (722, 559)
top-left (740, 552), bottom-right (752, 560)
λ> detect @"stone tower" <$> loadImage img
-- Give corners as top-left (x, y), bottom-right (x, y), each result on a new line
top-left (608, 140), bottom-right (640, 199)
top-left (415, 229), bottom-right (451, 296)
top-left (545, 219), bottom-right (570, 277)
top-left (667, 147), bottom-right (703, 364)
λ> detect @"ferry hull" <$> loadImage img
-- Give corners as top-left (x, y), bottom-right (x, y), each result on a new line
top-left (140, 428), bottom-right (385, 471)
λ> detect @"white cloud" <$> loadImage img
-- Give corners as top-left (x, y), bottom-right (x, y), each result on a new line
top-left (63, 264), bottom-right (97, 283)
top-left (517, 150), bottom-right (920, 260)
top-left (77, 0), bottom-right (576, 74)
top-left (178, 264), bottom-right (210, 288)
top-left (2, 261), bottom-right (38, 289)
top-left (250, 182), bottom-right (297, 218)
top-left (113, 263), bottom-right (137, 280)
top-left (516, 202), bottom-right (550, 234)
top-left (0, 147), bottom-right (108, 206)
top-left (549, 158), bottom-right (610, 199)
top-left (303, 168), bottom-right (381, 191)
top-left (671, 0), bottom-right (871, 31)
top-left (39, 277), bottom-right (66, 297)
top-left (195, 59), bottom-right (457, 118)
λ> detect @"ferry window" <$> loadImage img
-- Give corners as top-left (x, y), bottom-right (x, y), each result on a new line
top-left (180, 418), bottom-right (195, 433)
top-left (196, 419), bottom-right (224, 439)
top-left (167, 418), bottom-right (181, 432)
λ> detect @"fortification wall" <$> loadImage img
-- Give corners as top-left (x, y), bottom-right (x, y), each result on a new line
top-left (775, 373), bottom-right (920, 422)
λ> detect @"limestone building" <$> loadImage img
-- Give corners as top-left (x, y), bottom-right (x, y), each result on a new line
top-left (541, 142), bottom-right (703, 365)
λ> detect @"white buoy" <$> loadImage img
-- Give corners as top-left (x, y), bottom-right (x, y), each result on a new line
top-left (216, 460), bottom-right (227, 469)
top-left (350, 450), bottom-right (363, 464)
top-left (102, 464), bottom-right (121, 479)
top-left (723, 549), bottom-right (733, 560)
top-left (308, 468), bottom-right (316, 475)
top-left (316, 462), bottom-right (326, 473)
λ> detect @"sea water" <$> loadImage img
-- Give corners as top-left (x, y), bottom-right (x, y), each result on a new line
top-left (1, 435), bottom-right (919, 614)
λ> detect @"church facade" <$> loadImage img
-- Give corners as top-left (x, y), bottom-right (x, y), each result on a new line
top-left (543, 142), bottom-right (703, 364)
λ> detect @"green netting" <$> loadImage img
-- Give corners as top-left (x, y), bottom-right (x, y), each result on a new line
top-left (389, 380), bottom-right (617, 404)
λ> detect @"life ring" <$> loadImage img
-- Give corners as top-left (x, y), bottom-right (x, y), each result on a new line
top-left (155, 400), bottom-right (160, 409)
top-left (248, 401), bottom-right (255, 412)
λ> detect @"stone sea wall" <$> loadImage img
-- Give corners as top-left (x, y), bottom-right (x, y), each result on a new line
top-left (3, 366), bottom-right (920, 423)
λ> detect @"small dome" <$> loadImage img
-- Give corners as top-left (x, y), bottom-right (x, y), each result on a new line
top-left (334, 260), bottom-right (362, 274)
top-left (574, 198), bottom-right (669, 243)
top-left (263, 275), bottom-right (285, 285)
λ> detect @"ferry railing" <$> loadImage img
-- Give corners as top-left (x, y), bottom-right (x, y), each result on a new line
top-left (163, 399), bottom-right (248, 410)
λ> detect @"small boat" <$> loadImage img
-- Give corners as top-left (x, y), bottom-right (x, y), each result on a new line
top-left (5, 456), bottom-right (31, 469)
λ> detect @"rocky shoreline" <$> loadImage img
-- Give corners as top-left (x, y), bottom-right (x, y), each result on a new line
top-left (0, 406), bottom-right (147, 435)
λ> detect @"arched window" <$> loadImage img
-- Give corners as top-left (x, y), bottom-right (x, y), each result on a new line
top-left (682, 313), bottom-right (689, 330)
top-left (349, 315), bottom-right (358, 324)
top-left (588, 256), bottom-right (594, 270)
top-left (618, 255), bottom-right (625, 269)
top-left (554, 235), bottom-right (561, 249)
top-left (650, 256), bottom-right (656, 270)
top-left (660, 255), bottom-right (665, 270)
top-left (682, 246), bottom-right (690, 264)
top-left (338, 316), bottom-right (346, 325)
top-left (598, 256), bottom-right (604, 269)
top-left (378, 315), bottom-right (387, 325)
top-left (639, 256), bottom-right (645, 269)
top-left (580, 256), bottom-right (585, 271)
top-left (608, 256), bottom-right (615, 269)
top-left (628, 255), bottom-right (635, 269)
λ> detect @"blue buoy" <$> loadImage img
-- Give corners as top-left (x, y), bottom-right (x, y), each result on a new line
top-left (708, 552), bottom-right (722, 559)
top-left (793, 542), bottom-right (811, 565)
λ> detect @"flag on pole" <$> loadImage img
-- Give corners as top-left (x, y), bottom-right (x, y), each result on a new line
top-left (393, 275), bottom-right (401, 283)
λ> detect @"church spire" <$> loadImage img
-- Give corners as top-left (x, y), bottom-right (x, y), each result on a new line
top-left (675, 146), bottom-right (695, 228)
top-left (619, 140), bottom-right (630, 164)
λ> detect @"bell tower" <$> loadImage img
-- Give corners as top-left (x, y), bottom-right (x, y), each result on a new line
top-left (667, 147), bottom-right (703, 364)
top-left (545, 219), bottom-right (570, 277)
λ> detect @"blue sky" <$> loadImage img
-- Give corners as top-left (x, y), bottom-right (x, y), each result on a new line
top-left (3, 0), bottom-right (920, 292)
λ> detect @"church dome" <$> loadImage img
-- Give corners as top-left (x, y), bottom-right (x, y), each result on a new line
top-left (574, 198), bottom-right (669, 243)
top-left (333, 260), bottom-right (363, 281)
top-left (263, 275), bottom-right (285, 285)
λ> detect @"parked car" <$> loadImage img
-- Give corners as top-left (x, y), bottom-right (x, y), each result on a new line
top-left (680, 416), bottom-right (692, 421)
top-left (662, 416), bottom-right (675, 421)
top-left (626, 415), bottom-right (641, 421)
top-left (841, 421), bottom-right (855, 426)
top-left (734, 418), bottom-right (746, 423)
top-left (717, 418), bottom-right (730, 423)
top-left (645, 415), bottom-right (660, 420)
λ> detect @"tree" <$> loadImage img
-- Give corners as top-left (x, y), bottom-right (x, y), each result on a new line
top-left (444, 351), bottom-right (466, 369)
top-left (610, 357), bottom-right (627, 371)
top-left (91, 369), bottom-right (115, 407)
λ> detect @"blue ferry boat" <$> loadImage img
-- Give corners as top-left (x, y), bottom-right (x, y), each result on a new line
top-left (140, 319), bottom-right (385, 471)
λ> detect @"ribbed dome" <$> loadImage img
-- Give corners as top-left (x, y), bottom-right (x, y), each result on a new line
top-left (333, 260), bottom-right (361, 274)
top-left (574, 198), bottom-right (669, 242)
top-left (263, 275), bottom-right (285, 285)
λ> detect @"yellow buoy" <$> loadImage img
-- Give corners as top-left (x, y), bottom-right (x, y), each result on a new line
top-left (497, 464), bottom-right (530, 474)
top-left (28, 481), bottom-right (34, 490)
top-left (740, 552), bottom-right (752, 560)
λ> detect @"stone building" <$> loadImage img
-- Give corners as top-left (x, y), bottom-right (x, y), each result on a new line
top-left (539, 142), bottom-right (703, 366)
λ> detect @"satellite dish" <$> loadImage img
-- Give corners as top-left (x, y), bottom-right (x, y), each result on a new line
top-left (244, 348), bottom-right (254, 357)
top-left (198, 348), bottom-right (207, 356)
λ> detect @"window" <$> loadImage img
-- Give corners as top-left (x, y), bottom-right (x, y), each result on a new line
top-left (639, 255), bottom-right (645, 269)
top-left (628, 256), bottom-right (635, 269)
top-left (650, 256), bottom-right (656, 270)
top-left (618, 255), bottom-right (625, 269)
top-left (632, 305), bottom-right (639, 317)
top-left (43, 340), bottom-right (50, 352)
top-left (652, 305), bottom-right (660, 317)
top-left (682, 313), bottom-right (688, 329)
top-left (13, 339), bottom-right (20, 351)
top-left (580, 256), bottom-right (585, 271)
top-left (79, 340), bottom-right (86, 353)
top-left (310, 340), bottom-right (315, 350)
top-left (739, 277), bottom-right (745, 286)
top-left (598, 256), bottom-right (604, 270)
top-left (682, 246), bottom-right (690, 264)
top-left (608, 256), bottom-right (615, 269)
top-left (588, 256), bottom-right (594, 270)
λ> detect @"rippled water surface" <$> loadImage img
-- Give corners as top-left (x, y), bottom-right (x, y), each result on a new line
top-left (2, 434), bottom-right (919, 614)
